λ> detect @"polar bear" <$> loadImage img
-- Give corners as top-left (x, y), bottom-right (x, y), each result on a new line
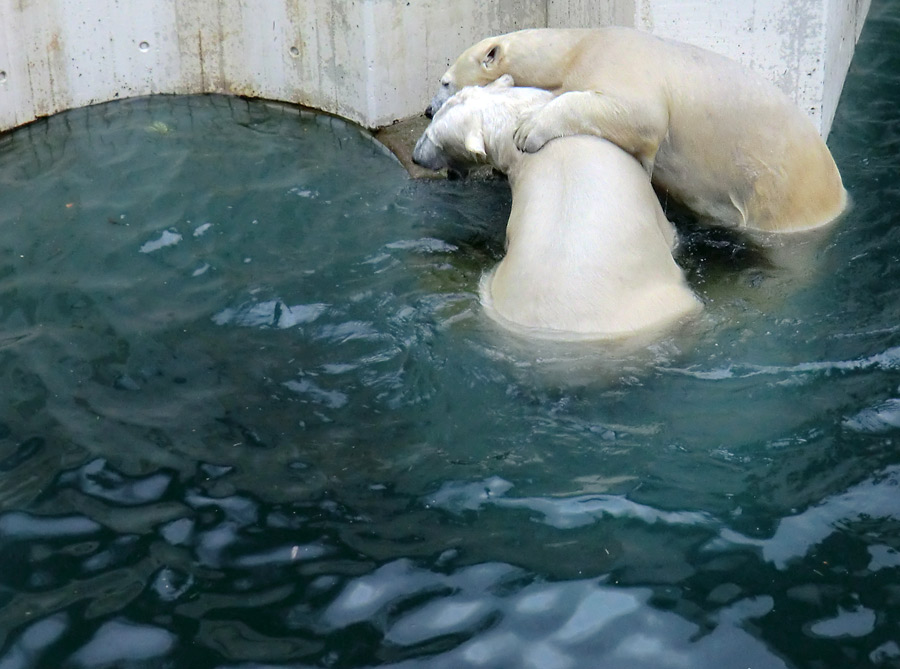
top-left (413, 76), bottom-right (702, 340)
top-left (425, 27), bottom-right (847, 235)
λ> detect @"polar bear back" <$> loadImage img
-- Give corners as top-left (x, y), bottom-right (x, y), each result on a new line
top-left (482, 135), bottom-right (701, 338)
top-left (554, 28), bottom-right (845, 232)
top-left (568, 29), bottom-right (845, 232)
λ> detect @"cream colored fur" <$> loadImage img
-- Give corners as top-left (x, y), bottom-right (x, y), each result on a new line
top-left (414, 78), bottom-right (702, 340)
top-left (427, 28), bottom-right (847, 235)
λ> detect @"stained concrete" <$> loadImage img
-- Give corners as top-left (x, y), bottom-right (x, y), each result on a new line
top-left (373, 114), bottom-right (443, 180)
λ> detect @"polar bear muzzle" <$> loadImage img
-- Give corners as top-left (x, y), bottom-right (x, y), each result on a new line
top-left (425, 80), bottom-right (456, 118)
top-left (411, 132), bottom-right (447, 170)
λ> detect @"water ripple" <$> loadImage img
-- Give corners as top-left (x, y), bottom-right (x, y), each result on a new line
top-left (0, 613), bottom-right (69, 669)
top-left (212, 299), bottom-right (328, 329)
top-left (659, 344), bottom-right (900, 381)
top-left (425, 477), bottom-right (717, 530)
top-left (69, 619), bottom-right (177, 667)
top-left (56, 458), bottom-right (173, 506)
top-left (707, 465), bottom-right (900, 568)
top-left (0, 511), bottom-right (101, 541)
top-left (316, 559), bottom-right (784, 669)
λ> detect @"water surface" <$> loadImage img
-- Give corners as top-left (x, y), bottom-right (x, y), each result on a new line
top-left (1, 4), bottom-right (899, 667)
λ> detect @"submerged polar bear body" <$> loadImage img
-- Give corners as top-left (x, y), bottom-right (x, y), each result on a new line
top-left (413, 78), bottom-right (701, 339)
top-left (481, 135), bottom-right (701, 338)
top-left (427, 27), bottom-right (847, 234)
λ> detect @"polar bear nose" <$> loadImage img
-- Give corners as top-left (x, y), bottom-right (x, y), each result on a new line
top-left (425, 105), bottom-right (435, 119)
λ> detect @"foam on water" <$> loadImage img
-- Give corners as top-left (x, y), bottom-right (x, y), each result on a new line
top-left (138, 229), bottom-right (183, 254)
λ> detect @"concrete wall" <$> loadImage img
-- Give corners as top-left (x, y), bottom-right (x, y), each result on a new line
top-left (0, 0), bottom-right (870, 137)
top-left (630, 0), bottom-right (872, 136)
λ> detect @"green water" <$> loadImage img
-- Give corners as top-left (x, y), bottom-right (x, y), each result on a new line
top-left (1, 4), bottom-right (899, 667)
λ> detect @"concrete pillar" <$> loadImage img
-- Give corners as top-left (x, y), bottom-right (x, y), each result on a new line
top-left (628, 0), bottom-right (871, 136)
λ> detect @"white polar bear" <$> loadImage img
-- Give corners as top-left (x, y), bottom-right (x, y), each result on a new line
top-left (426, 28), bottom-right (847, 235)
top-left (413, 76), bottom-right (702, 340)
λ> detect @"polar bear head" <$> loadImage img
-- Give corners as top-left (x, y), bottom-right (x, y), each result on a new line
top-left (425, 35), bottom-right (511, 117)
top-left (413, 75), bottom-right (552, 174)
top-left (425, 29), bottom-right (567, 118)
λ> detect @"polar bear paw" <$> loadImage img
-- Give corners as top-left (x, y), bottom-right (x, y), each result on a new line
top-left (513, 107), bottom-right (560, 154)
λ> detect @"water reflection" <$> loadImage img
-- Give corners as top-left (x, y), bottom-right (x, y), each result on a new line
top-left (0, 511), bottom-right (101, 541)
top-left (317, 560), bottom-right (784, 669)
top-left (72, 619), bottom-right (177, 667)
top-left (709, 465), bottom-right (900, 569)
top-left (56, 458), bottom-right (173, 506)
top-left (0, 613), bottom-right (69, 669)
top-left (659, 343), bottom-right (900, 380)
top-left (426, 476), bottom-right (717, 529)
top-left (213, 300), bottom-right (329, 330)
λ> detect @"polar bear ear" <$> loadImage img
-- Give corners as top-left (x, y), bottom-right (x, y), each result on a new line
top-left (464, 128), bottom-right (487, 159)
top-left (481, 44), bottom-right (502, 71)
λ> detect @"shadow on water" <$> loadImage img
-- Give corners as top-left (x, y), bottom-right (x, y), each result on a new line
top-left (1, 4), bottom-right (900, 667)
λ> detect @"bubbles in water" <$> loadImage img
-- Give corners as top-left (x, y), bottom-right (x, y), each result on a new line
top-left (151, 567), bottom-right (194, 602)
top-left (138, 41), bottom-right (150, 52)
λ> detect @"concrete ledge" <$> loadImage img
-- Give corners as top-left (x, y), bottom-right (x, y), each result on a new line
top-left (372, 115), bottom-right (440, 180)
top-left (0, 1), bottom-right (870, 137)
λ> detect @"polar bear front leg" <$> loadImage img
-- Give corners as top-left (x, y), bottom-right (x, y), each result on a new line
top-left (513, 91), bottom-right (668, 171)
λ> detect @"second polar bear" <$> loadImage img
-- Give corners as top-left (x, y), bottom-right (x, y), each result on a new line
top-left (413, 76), bottom-right (701, 340)
top-left (426, 28), bottom-right (847, 235)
